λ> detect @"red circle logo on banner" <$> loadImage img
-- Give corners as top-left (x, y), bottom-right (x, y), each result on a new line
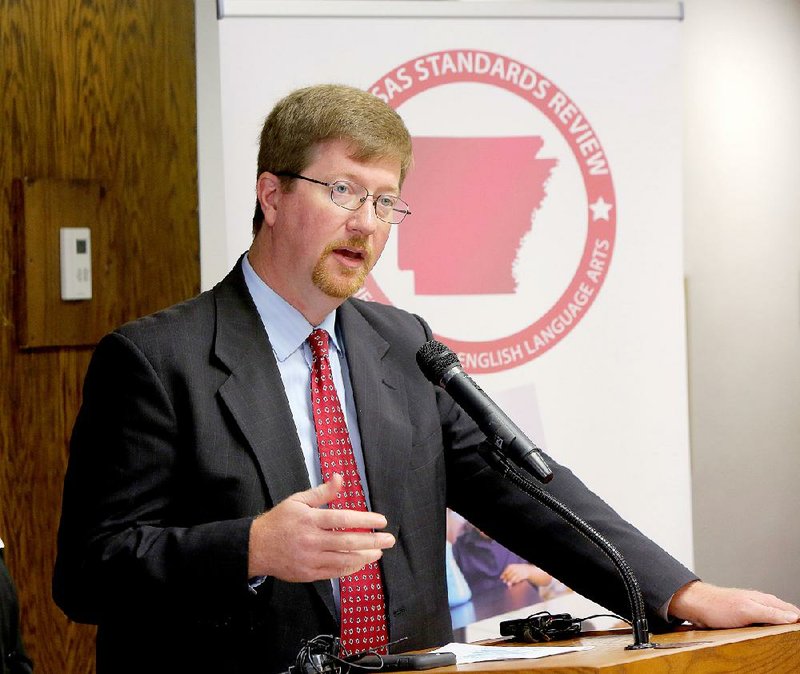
top-left (360, 49), bottom-right (616, 374)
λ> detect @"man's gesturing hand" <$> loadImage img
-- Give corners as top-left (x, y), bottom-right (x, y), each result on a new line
top-left (669, 581), bottom-right (800, 629)
top-left (247, 473), bottom-right (396, 582)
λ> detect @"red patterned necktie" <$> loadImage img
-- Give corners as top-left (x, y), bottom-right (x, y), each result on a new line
top-left (307, 328), bottom-right (389, 655)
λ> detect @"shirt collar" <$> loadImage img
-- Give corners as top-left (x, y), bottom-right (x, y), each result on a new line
top-left (241, 254), bottom-right (341, 361)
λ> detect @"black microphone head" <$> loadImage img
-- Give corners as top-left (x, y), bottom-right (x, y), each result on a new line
top-left (416, 340), bottom-right (461, 385)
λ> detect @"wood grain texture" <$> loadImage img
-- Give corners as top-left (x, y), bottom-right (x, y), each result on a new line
top-left (0, 0), bottom-right (198, 671)
top-left (447, 624), bottom-right (800, 673)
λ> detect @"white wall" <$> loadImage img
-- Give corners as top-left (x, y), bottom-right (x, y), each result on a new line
top-left (195, 0), bottom-right (228, 289)
top-left (683, 0), bottom-right (800, 604)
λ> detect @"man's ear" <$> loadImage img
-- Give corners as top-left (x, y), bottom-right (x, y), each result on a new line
top-left (256, 172), bottom-right (282, 227)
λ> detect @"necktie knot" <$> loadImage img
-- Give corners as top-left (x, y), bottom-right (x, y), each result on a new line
top-left (308, 328), bottom-right (330, 362)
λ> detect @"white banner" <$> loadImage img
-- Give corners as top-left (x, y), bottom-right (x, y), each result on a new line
top-left (210, 0), bottom-right (692, 606)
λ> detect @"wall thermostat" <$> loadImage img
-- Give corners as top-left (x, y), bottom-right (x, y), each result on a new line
top-left (60, 227), bottom-right (92, 300)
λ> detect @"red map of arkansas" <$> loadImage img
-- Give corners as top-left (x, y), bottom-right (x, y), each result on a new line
top-left (398, 137), bottom-right (557, 295)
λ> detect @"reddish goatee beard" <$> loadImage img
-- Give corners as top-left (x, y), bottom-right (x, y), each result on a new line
top-left (312, 237), bottom-right (374, 299)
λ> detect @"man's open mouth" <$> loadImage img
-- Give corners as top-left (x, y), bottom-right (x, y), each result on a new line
top-left (334, 247), bottom-right (367, 262)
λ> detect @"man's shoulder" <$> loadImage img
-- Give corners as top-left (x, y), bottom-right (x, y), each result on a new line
top-left (115, 288), bottom-right (216, 345)
top-left (113, 264), bottom-right (247, 346)
top-left (345, 297), bottom-right (430, 341)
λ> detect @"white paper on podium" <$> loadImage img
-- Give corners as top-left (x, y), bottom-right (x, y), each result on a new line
top-left (431, 641), bottom-right (591, 664)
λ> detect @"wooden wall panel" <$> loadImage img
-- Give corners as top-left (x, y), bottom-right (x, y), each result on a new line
top-left (0, 1), bottom-right (199, 671)
top-left (13, 178), bottom-right (118, 348)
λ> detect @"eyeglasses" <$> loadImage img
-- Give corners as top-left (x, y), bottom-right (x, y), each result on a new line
top-left (277, 172), bottom-right (411, 225)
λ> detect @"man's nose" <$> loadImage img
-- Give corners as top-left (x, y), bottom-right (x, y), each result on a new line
top-left (346, 198), bottom-right (380, 235)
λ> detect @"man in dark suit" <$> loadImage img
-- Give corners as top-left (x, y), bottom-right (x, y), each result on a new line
top-left (53, 84), bottom-right (799, 674)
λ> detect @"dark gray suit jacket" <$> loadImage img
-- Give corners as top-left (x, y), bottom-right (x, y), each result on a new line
top-left (53, 262), bottom-right (697, 673)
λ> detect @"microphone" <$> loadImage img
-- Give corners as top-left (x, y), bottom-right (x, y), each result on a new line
top-left (416, 340), bottom-right (553, 483)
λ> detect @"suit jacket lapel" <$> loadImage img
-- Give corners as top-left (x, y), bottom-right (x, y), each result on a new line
top-left (338, 302), bottom-right (412, 548)
top-left (212, 264), bottom-right (337, 618)
top-left (213, 264), bottom-right (310, 501)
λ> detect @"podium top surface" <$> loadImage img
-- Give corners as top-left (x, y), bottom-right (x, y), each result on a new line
top-left (443, 623), bottom-right (800, 673)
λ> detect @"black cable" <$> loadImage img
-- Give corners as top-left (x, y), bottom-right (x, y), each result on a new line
top-left (580, 612), bottom-right (632, 626)
top-left (283, 635), bottom-right (411, 674)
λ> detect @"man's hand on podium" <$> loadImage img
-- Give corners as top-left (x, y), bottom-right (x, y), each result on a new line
top-left (668, 580), bottom-right (800, 629)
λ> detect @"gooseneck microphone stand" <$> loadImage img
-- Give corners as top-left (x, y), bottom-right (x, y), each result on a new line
top-left (477, 442), bottom-right (654, 650)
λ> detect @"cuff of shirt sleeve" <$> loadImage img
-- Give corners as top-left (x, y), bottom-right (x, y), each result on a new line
top-left (248, 575), bottom-right (267, 594)
top-left (661, 579), bottom-right (701, 623)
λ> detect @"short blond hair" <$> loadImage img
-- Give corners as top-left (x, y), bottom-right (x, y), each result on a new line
top-left (252, 84), bottom-right (413, 233)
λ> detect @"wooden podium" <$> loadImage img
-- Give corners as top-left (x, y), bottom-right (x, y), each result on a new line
top-left (443, 623), bottom-right (800, 673)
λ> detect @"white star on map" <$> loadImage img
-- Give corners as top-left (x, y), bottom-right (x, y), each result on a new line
top-left (589, 197), bottom-right (613, 221)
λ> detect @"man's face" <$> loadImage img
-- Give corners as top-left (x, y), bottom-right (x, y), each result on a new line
top-left (256, 138), bottom-right (401, 320)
